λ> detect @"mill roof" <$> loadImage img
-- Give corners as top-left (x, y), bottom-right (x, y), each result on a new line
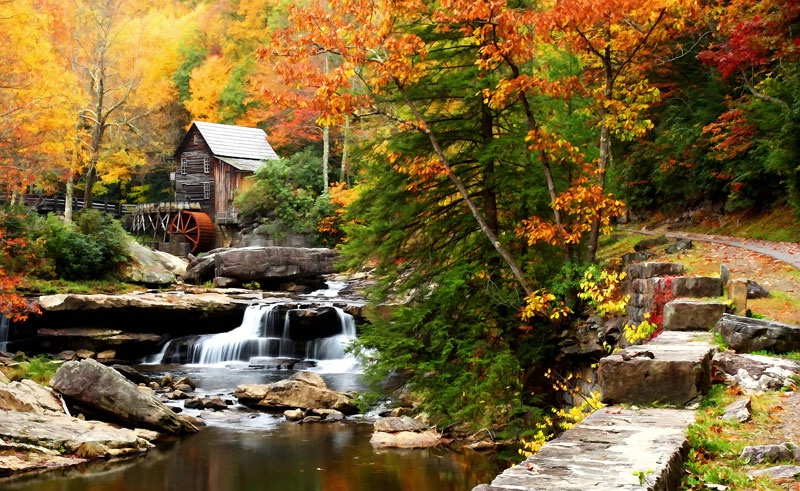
top-left (190, 121), bottom-right (279, 170)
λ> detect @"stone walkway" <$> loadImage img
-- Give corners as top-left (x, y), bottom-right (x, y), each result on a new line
top-left (474, 407), bottom-right (696, 491)
top-left (473, 331), bottom-right (717, 491)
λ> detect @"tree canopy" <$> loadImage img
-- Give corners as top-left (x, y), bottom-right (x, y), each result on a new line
top-left (0, 0), bottom-right (797, 431)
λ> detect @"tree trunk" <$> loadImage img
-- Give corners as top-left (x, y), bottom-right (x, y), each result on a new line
top-left (340, 116), bottom-right (350, 184)
top-left (65, 175), bottom-right (74, 223)
top-left (322, 124), bottom-right (330, 191)
top-left (397, 81), bottom-right (534, 296)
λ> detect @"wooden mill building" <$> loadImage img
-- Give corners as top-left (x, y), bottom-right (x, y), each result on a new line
top-left (131, 121), bottom-right (280, 254)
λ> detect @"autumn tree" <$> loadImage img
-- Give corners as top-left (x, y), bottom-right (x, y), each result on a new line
top-left (39, 0), bottom-right (191, 218)
top-left (0, 0), bottom-right (79, 200)
top-left (533, 0), bottom-right (686, 261)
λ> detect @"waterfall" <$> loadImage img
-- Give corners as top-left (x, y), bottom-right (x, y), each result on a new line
top-left (0, 314), bottom-right (8, 352)
top-left (160, 303), bottom-right (358, 370)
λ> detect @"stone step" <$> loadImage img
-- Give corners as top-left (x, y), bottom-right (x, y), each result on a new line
top-left (663, 299), bottom-right (727, 331)
top-left (597, 331), bottom-right (717, 406)
top-left (630, 276), bottom-right (724, 298)
top-left (473, 407), bottom-right (696, 491)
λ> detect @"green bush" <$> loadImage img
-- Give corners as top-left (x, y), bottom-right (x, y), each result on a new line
top-left (41, 210), bottom-right (130, 281)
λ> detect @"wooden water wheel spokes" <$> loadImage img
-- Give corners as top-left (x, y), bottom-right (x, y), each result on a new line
top-left (168, 210), bottom-right (215, 254)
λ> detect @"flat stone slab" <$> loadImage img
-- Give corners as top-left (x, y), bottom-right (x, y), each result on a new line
top-left (663, 299), bottom-right (727, 331)
top-left (474, 407), bottom-right (696, 490)
top-left (598, 332), bottom-right (716, 405)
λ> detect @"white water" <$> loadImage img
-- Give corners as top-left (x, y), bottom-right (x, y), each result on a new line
top-left (156, 302), bottom-right (359, 372)
top-left (0, 314), bottom-right (8, 351)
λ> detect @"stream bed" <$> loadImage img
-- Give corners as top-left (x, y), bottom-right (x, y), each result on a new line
top-left (3, 364), bottom-right (509, 491)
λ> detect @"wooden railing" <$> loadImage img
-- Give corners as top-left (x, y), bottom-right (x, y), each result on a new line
top-left (1, 193), bottom-right (135, 217)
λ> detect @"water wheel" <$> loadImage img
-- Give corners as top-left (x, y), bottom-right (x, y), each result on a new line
top-left (168, 211), bottom-right (215, 254)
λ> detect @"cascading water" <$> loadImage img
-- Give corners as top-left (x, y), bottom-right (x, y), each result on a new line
top-left (0, 314), bottom-right (9, 352)
top-left (161, 303), bottom-right (359, 370)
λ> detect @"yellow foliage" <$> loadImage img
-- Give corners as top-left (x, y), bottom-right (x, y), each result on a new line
top-left (519, 369), bottom-right (604, 458)
top-left (519, 290), bottom-right (572, 326)
top-left (577, 268), bottom-right (628, 317)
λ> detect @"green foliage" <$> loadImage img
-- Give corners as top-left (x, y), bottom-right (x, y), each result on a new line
top-left (41, 211), bottom-right (130, 281)
top-left (235, 147), bottom-right (334, 241)
top-left (0, 205), bottom-right (51, 277)
top-left (353, 261), bottom-right (551, 432)
top-left (7, 354), bottom-right (60, 384)
top-left (683, 385), bottom-right (789, 490)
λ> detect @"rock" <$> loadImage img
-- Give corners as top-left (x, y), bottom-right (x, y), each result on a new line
top-left (235, 371), bottom-right (357, 414)
top-left (712, 351), bottom-right (800, 394)
top-left (184, 247), bottom-right (339, 287)
top-left (24, 291), bottom-right (244, 338)
top-left (740, 443), bottom-right (795, 464)
top-left (728, 279), bottom-right (749, 315)
top-left (370, 429), bottom-right (441, 448)
top-left (213, 276), bottom-right (241, 288)
top-left (174, 376), bottom-right (197, 390)
top-left (118, 239), bottom-right (187, 286)
top-left (722, 397), bottom-right (752, 423)
top-left (0, 410), bottom-right (152, 473)
top-left (624, 262), bottom-right (685, 280)
top-left (746, 279), bottom-right (770, 299)
top-left (597, 331), bottom-right (716, 405)
top-left (665, 239), bottom-right (692, 254)
top-left (200, 397), bottom-right (228, 411)
top-left (671, 276), bottom-right (724, 298)
top-left (284, 408), bottom-right (305, 420)
top-left (301, 416), bottom-right (323, 423)
top-left (97, 350), bottom-right (116, 361)
top-left (621, 251), bottom-right (655, 267)
top-left (184, 397), bottom-right (205, 410)
top-left (476, 408), bottom-right (696, 490)
top-left (0, 379), bottom-right (64, 414)
top-left (311, 408), bottom-right (344, 421)
top-left (76, 349), bottom-right (94, 359)
top-left (716, 313), bottom-right (800, 354)
top-left (748, 465), bottom-right (800, 480)
top-left (374, 416), bottom-right (429, 433)
top-left (50, 359), bottom-right (197, 434)
top-left (634, 234), bottom-right (669, 251)
top-left (112, 364), bottom-right (152, 385)
top-left (720, 264), bottom-right (730, 287)
top-left (663, 299), bottom-right (727, 331)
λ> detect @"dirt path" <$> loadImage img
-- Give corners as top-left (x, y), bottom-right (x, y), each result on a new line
top-left (664, 231), bottom-right (800, 270)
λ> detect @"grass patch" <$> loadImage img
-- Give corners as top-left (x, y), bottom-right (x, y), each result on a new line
top-left (18, 278), bottom-right (142, 295)
top-left (686, 205), bottom-right (800, 243)
top-left (682, 385), bottom-right (797, 490)
top-left (4, 354), bottom-right (62, 384)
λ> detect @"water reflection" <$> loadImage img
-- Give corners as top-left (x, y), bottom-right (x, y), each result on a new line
top-left (3, 424), bottom-right (504, 491)
top-left (1, 365), bottom-right (508, 491)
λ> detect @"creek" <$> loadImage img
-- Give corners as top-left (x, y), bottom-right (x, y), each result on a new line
top-left (3, 284), bottom-right (510, 490)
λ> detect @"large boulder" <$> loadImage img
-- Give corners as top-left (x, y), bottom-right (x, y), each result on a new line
top-left (716, 313), bottom-right (800, 354)
top-left (50, 358), bottom-right (198, 434)
top-left (235, 371), bottom-right (357, 414)
top-left (118, 239), bottom-right (187, 286)
top-left (184, 247), bottom-right (339, 287)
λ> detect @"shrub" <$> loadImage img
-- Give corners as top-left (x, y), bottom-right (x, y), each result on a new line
top-left (41, 211), bottom-right (130, 281)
